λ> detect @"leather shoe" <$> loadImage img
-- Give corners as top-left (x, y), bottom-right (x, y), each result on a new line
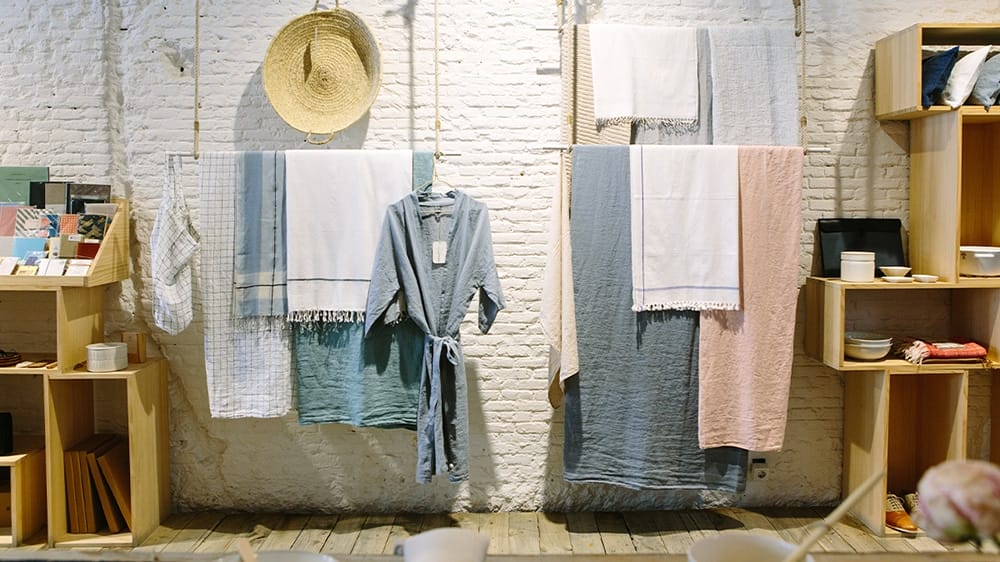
top-left (886, 493), bottom-right (918, 533)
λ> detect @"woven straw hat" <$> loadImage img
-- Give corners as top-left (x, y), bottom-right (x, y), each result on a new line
top-left (263, 8), bottom-right (382, 143)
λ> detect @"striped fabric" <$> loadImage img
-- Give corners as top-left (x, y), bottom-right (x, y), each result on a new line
top-left (200, 152), bottom-right (292, 419)
top-left (233, 151), bottom-right (287, 318)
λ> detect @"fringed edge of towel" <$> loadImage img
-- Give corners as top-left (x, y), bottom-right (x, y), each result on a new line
top-left (632, 301), bottom-right (740, 313)
top-left (287, 310), bottom-right (366, 324)
top-left (233, 314), bottom-right (289, 330)
top-left (597, 116), bottom-right (698, 133)
top-left (902, 340), bottom-right (929, 364)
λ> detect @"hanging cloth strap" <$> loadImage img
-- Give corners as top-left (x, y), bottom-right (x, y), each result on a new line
top-left (418, 333), bottom-right (461, 482)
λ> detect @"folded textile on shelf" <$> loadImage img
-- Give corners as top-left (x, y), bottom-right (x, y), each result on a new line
top-left (896, 337), bottom-right (988, 364)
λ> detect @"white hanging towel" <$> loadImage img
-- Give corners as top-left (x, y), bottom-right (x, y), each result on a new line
top-left (629, 145), bottom-right (740, 312)
top-left (284, 149), bottom-right (412, 322)
top-left (587, 24), bottom-right (699, 130)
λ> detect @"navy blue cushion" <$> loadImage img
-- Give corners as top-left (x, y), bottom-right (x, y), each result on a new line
top-left (922, 46), bottom-right (960, 108)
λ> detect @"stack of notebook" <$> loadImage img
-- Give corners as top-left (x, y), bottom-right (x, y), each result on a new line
top-left (64, 434), bottom-right (131, 534)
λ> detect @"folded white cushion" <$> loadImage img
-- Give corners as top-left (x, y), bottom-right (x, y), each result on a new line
top-left (941, 45), bottom-right (992, 108)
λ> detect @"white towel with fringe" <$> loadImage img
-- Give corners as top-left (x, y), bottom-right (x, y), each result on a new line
top-left (587, 24), bottom-right (698, 131)
top-left (629, 145), bottom-right (740, 312)
top-left (285, 149), bottom-right (412, 322)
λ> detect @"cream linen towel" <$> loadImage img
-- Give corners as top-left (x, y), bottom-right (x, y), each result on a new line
top-left (629, 145), bottom-right (740, 312)
top-left (588, 24), bottom-right (698, 130)
top-left (562, 25), bottom-right (631, 145)
top-left (698, 146), bottom-right (803, 451)
top-left (284, 149), bottom-right (412, 322)
top-left (540, 153), bottom-right (579, 408)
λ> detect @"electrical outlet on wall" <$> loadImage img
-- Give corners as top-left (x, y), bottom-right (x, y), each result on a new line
top-left (751, 457), bottom-right (769, 480)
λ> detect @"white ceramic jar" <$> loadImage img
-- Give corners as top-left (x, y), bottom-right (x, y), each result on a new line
top-left (841, 251), bottom-right (875, 282)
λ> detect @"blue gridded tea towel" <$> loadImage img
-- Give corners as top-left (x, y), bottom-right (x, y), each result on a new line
top-left (200, 152), bottom-right (291, 418)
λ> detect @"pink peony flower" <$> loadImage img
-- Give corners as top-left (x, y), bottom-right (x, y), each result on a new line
top-left (917, 460), bottom-right (1000, 547)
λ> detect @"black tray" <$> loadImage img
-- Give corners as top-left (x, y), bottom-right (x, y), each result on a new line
top-left (817, 218), bottom-right (906, 277)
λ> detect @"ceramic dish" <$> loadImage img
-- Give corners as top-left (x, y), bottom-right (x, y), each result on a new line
top-left (844, 341), bottom-right (892, 360)
top-left (844, 332), bottom-right (892, 345)
top-left (960, 245), bottom-right (1000, 276)
top-left (912, 274), bottom-right (938, 283)
top-left (879, 266), bottom-right (911, 277)
top-left (882, 276), bottom-right (912, 283)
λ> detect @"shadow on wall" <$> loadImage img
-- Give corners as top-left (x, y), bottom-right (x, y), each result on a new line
top-left (231, 64), bottom-right (371, 151)
top-left (465, 361), bottom-right (498, 506)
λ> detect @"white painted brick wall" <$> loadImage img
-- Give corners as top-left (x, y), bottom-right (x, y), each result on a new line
top-left (0, 0), bottom-right (995, 514)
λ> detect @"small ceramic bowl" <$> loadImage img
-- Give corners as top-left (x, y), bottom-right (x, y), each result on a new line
top-left (879, 266), bottom-right (911, 277)
top-left (912, 274), bottom-right (939, 283)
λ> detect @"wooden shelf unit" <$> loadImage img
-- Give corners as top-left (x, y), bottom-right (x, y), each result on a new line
top-left (0, 199), bottom-right (170, 547)
top-left (806, 277), bottom-right (978, 535)
top-left (0, 435), bottom-right (45, 546)
top-left (810, 26), bottom-right (1000, 534)
top-left (844, 369), bottom-right (967, 536)
top-left (805, 277), bottom-right (1000, 370)
top-left (875, 23), bottom-right (1000, 120)
top-left (910, 110), bottom-right (1000, 284)
top-left (46, 360), bottom-right (169, 548)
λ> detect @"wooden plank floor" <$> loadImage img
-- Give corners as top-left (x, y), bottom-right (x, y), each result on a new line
top-left (1, 507), bottom-right (985, 558)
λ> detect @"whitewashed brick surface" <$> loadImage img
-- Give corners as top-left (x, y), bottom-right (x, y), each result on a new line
top-left (0, 1), bottom-right (995, 513)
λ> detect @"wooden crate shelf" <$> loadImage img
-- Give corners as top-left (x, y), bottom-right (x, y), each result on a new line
top-left (875, 23), bottom-right (1000, 120)
top-left (0, 435), bottom-right (45, 547)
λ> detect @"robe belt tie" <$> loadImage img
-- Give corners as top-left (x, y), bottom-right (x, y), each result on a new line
top-left (421, 334), bottom-right (461, 479)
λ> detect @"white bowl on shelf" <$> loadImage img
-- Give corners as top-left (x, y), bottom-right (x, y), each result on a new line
top-left (912, 274), bottom-right (939, 283)
top-left (845, 341), bottom-right (892, 360)
top-left (879, 266), bottom-right (911, 277)
top-left (882, 275), bottom-right (913, 283)
top-left (845, 332), bottom-right (892, 345)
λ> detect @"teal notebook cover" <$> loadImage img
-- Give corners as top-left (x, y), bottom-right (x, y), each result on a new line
top-left (0, 167), bottom-right (49, 204)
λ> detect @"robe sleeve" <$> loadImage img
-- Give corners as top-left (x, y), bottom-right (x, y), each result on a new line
top-left (365, 209), bottom-right (404, 337)
top-left (475, 207), bottom-right (505, 334)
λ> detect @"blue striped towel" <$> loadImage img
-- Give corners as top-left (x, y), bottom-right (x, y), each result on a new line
top-left (233, 151), bottom-right (287, 318)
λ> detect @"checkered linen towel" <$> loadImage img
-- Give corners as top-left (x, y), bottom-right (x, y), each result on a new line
top-left (152, 154), bottom-right (199, 335)
top-left (200, 152), bottom-right (291, 418)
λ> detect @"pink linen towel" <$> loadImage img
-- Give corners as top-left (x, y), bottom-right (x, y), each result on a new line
top-left (697, 145), bottom-right (803, 451)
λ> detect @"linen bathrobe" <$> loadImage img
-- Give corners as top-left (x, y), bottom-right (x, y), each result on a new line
top-left (365, 191), bottom-right (505, 483)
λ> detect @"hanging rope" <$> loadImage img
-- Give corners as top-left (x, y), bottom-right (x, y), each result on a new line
top-left (795, 0), bottom-right (807, 148)
top-left (433, 0), bottom-right (442, 162)
top-left (193, 0), bottom-right (200, 159)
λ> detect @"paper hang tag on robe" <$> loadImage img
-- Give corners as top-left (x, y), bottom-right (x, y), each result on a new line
top-left (432, 240), bottom-right (448, 264)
